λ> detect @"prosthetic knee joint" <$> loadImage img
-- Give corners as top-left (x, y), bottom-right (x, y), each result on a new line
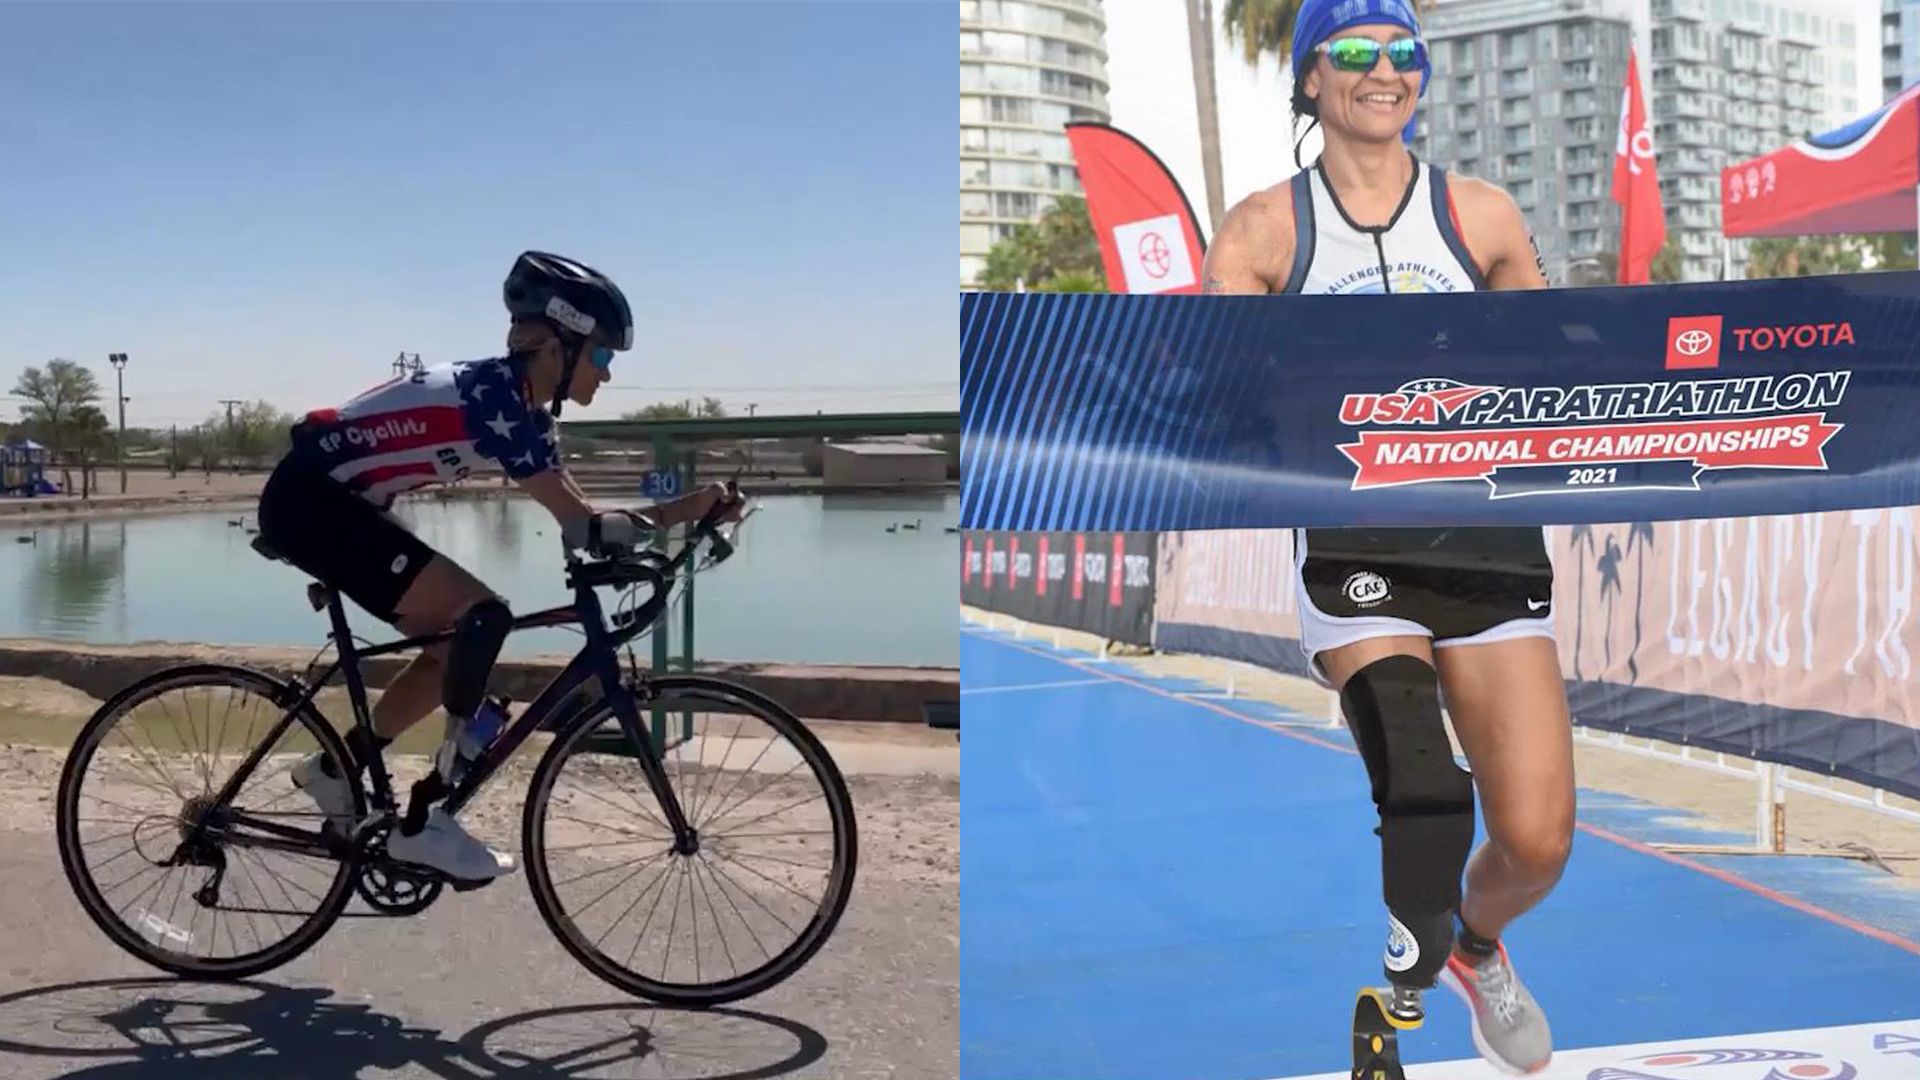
top-left (406, 598), bottom-right (513, 833)
top-left (443, 598), bottom-right (512, 721)
top-left (1340, 654), bottom-right (1474, 991)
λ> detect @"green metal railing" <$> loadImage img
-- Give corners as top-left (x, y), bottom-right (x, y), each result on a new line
top-left (560, 410), bottom-right (959, 749)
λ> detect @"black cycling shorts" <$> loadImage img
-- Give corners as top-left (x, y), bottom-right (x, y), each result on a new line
top-left (255, 456), bottom-right (439, 624)
top-left (1295, 526), bottom-right (1555, 640)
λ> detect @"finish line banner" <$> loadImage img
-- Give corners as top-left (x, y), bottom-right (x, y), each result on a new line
top-left (961, 272), bottom-right (1920, 531)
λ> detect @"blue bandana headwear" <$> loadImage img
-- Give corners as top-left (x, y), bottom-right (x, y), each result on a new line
top-left (1290, 0), bottom-right (1430, 146)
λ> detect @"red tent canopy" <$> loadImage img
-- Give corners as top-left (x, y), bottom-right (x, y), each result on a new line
top-left (1721, 82), bottom-right (1920, 238)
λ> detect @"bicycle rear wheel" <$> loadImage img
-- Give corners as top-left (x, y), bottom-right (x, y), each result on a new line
top-left (523, 674), bottom-right (857, 1005)
top-left (55, 664), bottom-right (362, 979)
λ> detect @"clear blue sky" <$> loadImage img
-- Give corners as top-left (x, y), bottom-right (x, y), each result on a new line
top-left (0, 1), bottom-right (954, 429)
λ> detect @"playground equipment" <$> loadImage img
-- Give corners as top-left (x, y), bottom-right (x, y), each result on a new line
top-left (1, 439), bottom-right (58, 497)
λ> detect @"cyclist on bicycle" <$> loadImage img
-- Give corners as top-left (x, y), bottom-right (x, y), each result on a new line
top-left (255, 250), bottom-right (744, 884)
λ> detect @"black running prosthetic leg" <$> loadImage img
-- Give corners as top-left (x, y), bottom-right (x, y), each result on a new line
top-left (1340, 654), bottom-right (1477, 1078)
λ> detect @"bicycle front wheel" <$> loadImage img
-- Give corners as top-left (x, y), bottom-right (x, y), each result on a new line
top-left (522, 674), bottom-right (857, 1005)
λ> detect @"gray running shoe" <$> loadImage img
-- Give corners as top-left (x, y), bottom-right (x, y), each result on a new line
top-left (1439, 942), bottom-right (1552, 1074)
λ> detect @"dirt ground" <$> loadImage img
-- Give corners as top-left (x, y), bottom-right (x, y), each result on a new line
top-left (964, 607), bottom-right (1920, 885)
top-left (0, 469), bottom-right (270, 524)
top-left (0, 674), bottom-right (958, 893)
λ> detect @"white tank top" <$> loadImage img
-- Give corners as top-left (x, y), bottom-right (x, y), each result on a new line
top-left (1283, 156), bottom-right (1486, 295)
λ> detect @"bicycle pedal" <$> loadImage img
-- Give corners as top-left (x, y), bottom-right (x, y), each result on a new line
top-left (1351, 987), bottom-right (1420, 1080)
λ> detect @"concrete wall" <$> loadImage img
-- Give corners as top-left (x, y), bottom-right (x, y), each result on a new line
top-left (0, 639), bottom-right (956, 725)
top-left (822, 445), bottom-right (948, 486)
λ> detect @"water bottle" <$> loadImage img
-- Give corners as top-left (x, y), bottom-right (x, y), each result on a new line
top-left (438, 696), bottom-right (508, 786)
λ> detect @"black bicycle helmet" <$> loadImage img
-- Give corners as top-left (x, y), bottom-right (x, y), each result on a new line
top-left (503, 251), bottom-right (633, 351)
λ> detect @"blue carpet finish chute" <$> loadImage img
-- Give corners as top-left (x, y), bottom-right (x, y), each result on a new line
top-left (961, 273), bottom-right (1920, 530)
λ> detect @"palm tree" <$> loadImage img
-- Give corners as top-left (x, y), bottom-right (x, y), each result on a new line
top-left (1597, 533), bottom-right (1624, 673)
top-left (1221, 0), bottom-right (1306, 64)
top-left (1187, 0), bottom-right (1227, 232)
top-left (1623, 521), bottom-right (1658, 681)
top-left (1567, 524), bottom-right (1596, 680)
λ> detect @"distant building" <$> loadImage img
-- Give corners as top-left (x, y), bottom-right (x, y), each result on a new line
top-left (1650, 0), bottom-right (1860, 279)
top-left (1413, 0), bottom-right (1635, 287)
top-left (961, 0), bottom-right (1113, 287)
top-left (1885, 0), bottom-right (1920, 101)
top-left (823, 443), bottom-right (949, 486)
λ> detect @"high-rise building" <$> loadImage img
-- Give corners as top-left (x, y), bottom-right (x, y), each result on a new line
top-left (1414, 0), bottom-right (1635, 287)
top-left (1651, 0), bottom-right (1859, 280)
top-left (1886, 0), bottom-right (1920, 100)
top-left (960, 0), bottom-right (1113, 288)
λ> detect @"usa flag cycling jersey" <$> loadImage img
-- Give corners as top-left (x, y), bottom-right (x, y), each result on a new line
top-left (290, 358), bottom-right (559, 507)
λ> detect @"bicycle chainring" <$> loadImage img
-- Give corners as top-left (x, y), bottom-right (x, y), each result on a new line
top-left (354, 822), bottom-right (443, 916)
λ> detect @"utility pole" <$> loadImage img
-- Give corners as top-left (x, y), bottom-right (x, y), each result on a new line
top-left (108, 353), bottom-right (128, 493)
top-left (219, 399), bottom-right (242, 474)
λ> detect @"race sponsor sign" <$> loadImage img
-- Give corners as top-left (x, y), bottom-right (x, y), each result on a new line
top-left (960, 273), bottom-right (1917, 531)
top-left (1151, 529), bottom-right (1310, 677)
top-left (961, 530), bottom-right (1157, 646)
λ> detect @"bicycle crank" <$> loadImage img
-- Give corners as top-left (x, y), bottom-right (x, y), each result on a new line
top-left (353, 822), bottom-right (444, 916)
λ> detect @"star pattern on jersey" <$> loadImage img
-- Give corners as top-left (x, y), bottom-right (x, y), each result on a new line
top-left (458, 358), bottom-right (556, 479)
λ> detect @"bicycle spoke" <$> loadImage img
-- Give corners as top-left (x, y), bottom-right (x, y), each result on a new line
top-left (688, 731), bottom-right (780, 834)
top-left (704, 785), bottom-right (824, 841)
top-left (560, 848), bottom-right (673, 915)
top-left (101, 855), bottom-right (169, 899)
top-left (227, 849), bottom-right (296, 943)
top-left (543, 835), bottom-right (665, 855)
top-left (76, 823), bottom-right (141, 848)
top-left (688, 714), bottom-right (749, 825)
top-left (80, 790), bottom-right (172, 823)
top-left (660, 862), bottom-right (687, 984)
top-left (689, 851), bottom-right (736, 978)
top-left (624, 856), bottom-right (684, 975)
top-left (710, 828), bottom-right (835, 840)
top-left (546, 813), bottom-right (668, 847)
top-left (700, 847), bottom-right (815, 919)
top-left (108, 724), bottom-right (191, 804)
top-left (562, 758), bottom-right (670, 837)
top-left (697, 850), bottom-right (796, 942)
top-left (159, 692), bottom-right (210, 796)
top-left (693, 853), bottom-right (772, 963)
top-left (714, 848), bottom-right (831, 874)
top-left (589, 855), bottom-right (675, 951)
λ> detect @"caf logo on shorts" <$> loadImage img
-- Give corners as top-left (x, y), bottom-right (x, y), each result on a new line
top-left (390, 555), bottom-right (409, 574)
top-left (1343, 570), bottom-right (1391, 609)
top-left (1384, 914), bottom-right (1418, 972)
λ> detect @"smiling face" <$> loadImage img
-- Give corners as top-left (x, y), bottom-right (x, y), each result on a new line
top-left (1302, 24), bottom-right (1423, 146)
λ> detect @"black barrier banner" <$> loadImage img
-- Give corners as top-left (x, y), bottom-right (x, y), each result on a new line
top-left (960, 530), bottom-right (1156, 646)
top-left (961, 273), bottom-right (1920, 531)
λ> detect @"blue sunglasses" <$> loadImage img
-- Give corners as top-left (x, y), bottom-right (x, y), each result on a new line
top-left (1316, 36), bottom-right (1428, 73)
top-left (589, 345), bottom-right (615, 370)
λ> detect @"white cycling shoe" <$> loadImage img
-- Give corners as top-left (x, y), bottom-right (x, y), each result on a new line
top-left (385, 807), bottom-right (517, 882)
top-left (290, 752), bottom-right (358, 830)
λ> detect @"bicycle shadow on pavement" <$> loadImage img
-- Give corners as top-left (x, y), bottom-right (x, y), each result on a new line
top-left (0, 977), bottom-right (829, 1079)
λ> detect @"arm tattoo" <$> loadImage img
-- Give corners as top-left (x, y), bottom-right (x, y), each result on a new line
top-left (1528, 232), bottom-right (1549, 286)
top-left (1203, 275), bottom-right (1228, 294)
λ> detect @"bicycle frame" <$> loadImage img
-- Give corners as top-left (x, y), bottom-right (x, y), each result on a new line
top-left (205, 555), bottom-right (700, 857)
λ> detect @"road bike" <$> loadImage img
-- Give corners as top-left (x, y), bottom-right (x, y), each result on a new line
top-left (55, 501), bottom-right (857, 1005)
